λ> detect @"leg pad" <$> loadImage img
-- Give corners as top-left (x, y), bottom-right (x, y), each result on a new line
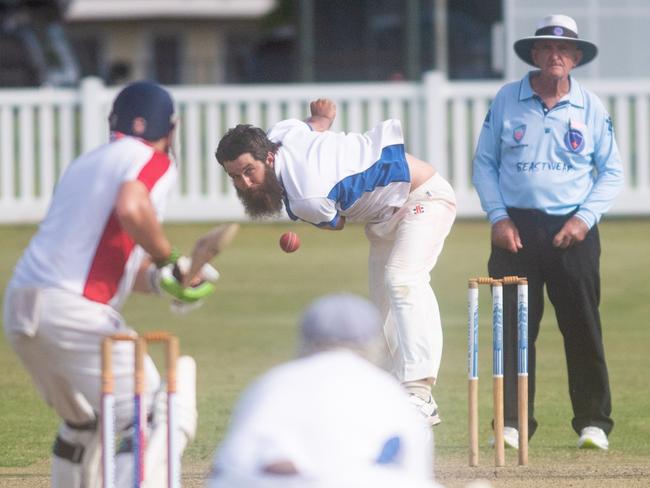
top-left (53, 436), bottom-right (85, 464)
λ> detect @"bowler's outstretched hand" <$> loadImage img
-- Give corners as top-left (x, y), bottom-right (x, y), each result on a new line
top-left (307, 98), bottom-right (336, 131)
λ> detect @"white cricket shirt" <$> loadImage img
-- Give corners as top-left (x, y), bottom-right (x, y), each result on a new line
top-left (10, 136), bottom-right (176, 310)
top-left (211, 349), bottom-right (432, 479)
top-left (267, 119), bottom-right (411, 227)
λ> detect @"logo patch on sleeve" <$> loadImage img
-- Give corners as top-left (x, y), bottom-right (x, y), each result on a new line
top-left (564, 128), bottom-right (585, 152)
top-left (412, 204), bottom-right (425, 215)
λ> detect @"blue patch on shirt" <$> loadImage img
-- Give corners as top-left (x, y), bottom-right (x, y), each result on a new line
top-left (376, 436), bottom-right (401, 465)
top-left (564, 128), bottom-right (585, 152)
top-left (327, 144), bottom-right (409, 210)
top-left (513, 124), bottom-right (526, 143)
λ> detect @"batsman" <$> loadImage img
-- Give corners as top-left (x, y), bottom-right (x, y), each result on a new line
top-left (216, 99), bottom-right (457, 425)
top-left (3, 82), bottom-right (219, 487)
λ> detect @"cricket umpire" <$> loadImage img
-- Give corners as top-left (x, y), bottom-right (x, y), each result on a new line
top-left (3, 81), bottom-right (214, 486)
top-left (472, 15), bottom-right (623, 450)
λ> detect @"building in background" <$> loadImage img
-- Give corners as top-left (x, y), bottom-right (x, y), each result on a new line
top-left (1, 0), bottom-right (503, 86)
top-left (504, 0), bottom-right (650, 80)
top-left (2, 0), bottom-right (649, 87)
top-left (64, 0), bottom-right (275, 85)
top-left (221, 0), bottom-right (503, 83)
top-left (0, 0), bottom-right (79, 86)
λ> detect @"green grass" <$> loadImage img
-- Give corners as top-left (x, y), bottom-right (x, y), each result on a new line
top-left (1, 219), bottom-right (649, 472)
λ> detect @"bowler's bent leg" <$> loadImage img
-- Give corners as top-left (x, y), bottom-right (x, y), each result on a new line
top-left (385, 175), bottom-right (456, 382)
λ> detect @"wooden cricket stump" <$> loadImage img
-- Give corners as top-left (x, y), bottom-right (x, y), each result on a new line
top-left (517, 278), bottom-right (529, 466)
top-left (467, 276), bottom-right (529, 467)
top-left (492, 280), bottom-right (505, 467)
top-left (467, 280), bottom-right (479, 466)
top-left (101, 331), bottom-right (181, 488)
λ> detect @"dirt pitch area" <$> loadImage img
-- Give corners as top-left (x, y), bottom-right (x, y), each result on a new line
top-left (2, 454), bottom-right (650, 487)
top-left (435, 456), bottom-right (650, 488)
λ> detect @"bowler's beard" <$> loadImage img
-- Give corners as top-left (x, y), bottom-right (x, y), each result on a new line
top-left (236, 164), bottom-right (284, 219)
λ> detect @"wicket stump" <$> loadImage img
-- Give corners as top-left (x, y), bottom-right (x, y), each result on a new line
top-left (467, 276), bottom-right (528, 467)
top-left (101, 331), bottom-right (180, 488)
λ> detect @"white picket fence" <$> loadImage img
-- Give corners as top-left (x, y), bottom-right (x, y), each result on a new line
top-left (0, 72), bottom-right (649, 223)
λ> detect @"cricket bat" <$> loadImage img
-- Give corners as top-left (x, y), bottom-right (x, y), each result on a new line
top-left (182, 222), bottom-right (240, 287)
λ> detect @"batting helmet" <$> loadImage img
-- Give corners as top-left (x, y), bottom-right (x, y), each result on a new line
top-left (109, 81), bottom-right (175, 141)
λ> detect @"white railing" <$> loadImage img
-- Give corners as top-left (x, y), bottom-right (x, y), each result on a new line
top-left (1, 73), bottom-right (648, 223)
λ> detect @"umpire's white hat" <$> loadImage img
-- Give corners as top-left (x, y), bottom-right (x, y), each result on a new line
top-left (514, 14), bottom-right (598, 67)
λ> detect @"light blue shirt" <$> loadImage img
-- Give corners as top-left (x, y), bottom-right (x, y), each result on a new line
top-left (472, 72), bottom-right (623, 228)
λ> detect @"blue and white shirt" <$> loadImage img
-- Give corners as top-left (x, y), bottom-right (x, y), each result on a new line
top-left (267, 119), bottom-right (411, 227)
top-left (472, 72), bottom-right (623, 228)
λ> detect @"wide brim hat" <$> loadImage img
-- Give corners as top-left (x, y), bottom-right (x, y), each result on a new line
top-left (514, 14), bottom-right (598, 67)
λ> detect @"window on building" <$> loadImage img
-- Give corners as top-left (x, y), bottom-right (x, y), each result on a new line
top-left (234, 0), bottom-right (503, 83)
top-left (70, 35), bottom-right (103, 78)
top-left (151, 35), bottom-right (182, 84)
top-left (448, 0), bottom-right (502, 79)
top-left (0, 33), bottom-right (41, 86)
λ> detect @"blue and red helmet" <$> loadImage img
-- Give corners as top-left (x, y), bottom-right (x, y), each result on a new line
top-left (109, 81), bottom-right (175, 141)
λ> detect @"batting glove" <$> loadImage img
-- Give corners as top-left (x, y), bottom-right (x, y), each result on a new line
top-left (149, 255), bottom-right (219, 303)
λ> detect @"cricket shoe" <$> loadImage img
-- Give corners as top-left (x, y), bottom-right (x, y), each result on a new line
top-left (577, 426), bottom-right (609, 450)
top-left (408, 393), bottom-right (441, 426)
top-left (488, 426), bottom-right (519, 449)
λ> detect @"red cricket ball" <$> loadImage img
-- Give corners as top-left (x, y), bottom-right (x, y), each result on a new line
top-left (279, 231), bottom-right (300, 253)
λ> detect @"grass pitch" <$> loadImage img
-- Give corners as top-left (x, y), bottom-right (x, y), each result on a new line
top-left (1, 219), bottom-right (649, 486)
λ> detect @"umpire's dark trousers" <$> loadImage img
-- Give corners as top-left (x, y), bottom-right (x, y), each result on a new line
top-left (488, 208), bottom-right (614, 438)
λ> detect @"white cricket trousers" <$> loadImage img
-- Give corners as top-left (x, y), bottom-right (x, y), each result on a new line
top-left (365, 172), bottom-right (456, 382)
top-left (4, 286), bottom-right (197, 488)
top-left (3, 286), bottom-right (160, 429)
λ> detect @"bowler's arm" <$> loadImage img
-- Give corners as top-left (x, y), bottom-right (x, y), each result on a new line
top-left (319, 216), bottom-right (345, 231)
top-left (306, 98), bottom-right (336, 132)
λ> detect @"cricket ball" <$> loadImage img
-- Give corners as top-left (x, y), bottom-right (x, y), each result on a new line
top-left (279, 231), bottom-right (300, 253)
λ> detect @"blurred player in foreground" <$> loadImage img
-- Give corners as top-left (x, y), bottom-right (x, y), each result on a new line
top-left (206, 293), bottom-right (441, 488)
top-left (3, 81), bottom-right (215, 487)
top-left (215, 99), bottom-right (456, 425)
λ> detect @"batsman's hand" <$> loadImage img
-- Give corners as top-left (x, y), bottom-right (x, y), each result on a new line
top-left (149, 256), bottom-right (220, 303)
